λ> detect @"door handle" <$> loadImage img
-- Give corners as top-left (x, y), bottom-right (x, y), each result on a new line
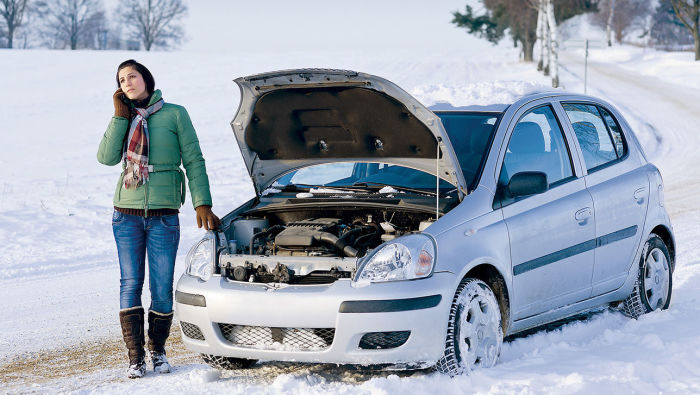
top-left (634, 187), bottom-right (647, 202)
top-left (575, 207), bottom-right (592, 222)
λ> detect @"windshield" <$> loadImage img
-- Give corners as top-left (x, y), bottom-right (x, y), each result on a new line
top-left (435, 112), bottom-right (502, 189)
top-left (269, 162), bottom-right (454, 194)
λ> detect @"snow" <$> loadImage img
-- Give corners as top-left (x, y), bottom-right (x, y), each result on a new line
top-left (578, 45), bottom-right (700, 90)
top-left (378, 186), bottom-right (399, 194)
top-left (413, 80), bottom-right (558, 108)
top-left (2, 19), bottom-right (700, 395)
top-left (261, 188), bottom-right (282, 196)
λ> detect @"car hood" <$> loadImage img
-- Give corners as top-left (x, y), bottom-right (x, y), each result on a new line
top-left (231, 69), bottom-right (466, 196)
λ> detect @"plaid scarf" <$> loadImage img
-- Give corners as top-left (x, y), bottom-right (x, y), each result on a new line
top-left (122, 98), bottom-right (164, 189)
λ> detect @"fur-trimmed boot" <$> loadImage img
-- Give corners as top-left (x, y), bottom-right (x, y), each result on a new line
top-left (147, 310), bottom-right (174, 373)
top-left (119, 306), bottom-right (146, 378)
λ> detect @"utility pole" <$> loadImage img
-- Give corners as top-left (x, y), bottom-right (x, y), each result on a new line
top-left (584, 39), bottom-right (589, 94)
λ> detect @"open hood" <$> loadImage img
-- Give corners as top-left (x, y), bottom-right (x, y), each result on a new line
top-left (231, 69), bottom-right (466, 196)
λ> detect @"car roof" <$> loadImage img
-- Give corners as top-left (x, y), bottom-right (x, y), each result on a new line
top-left (428, 91), bottom-right (607, 114)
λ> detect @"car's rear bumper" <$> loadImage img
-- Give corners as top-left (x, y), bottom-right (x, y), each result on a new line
top-left (174, 272), bottom-right (456, 365)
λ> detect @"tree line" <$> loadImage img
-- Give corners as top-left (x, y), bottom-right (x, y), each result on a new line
top-left (0, 0), bottom-right (187, 50)
top-left (453, 0), bottom-right (700, 87)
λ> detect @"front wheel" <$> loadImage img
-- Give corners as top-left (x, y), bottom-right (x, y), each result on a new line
top-left (621, 234), bottom-right (672, 318)
top-left (435, 278), bottom-right (503, 376)
top-left (201, 354), bottom-right (257, 370)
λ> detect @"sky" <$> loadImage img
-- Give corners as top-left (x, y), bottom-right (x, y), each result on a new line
top-left (179, 0), bottom-right (488, 53)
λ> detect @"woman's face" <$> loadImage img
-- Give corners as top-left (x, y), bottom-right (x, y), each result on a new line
top-left (118, 66), bottom-right (149, 101)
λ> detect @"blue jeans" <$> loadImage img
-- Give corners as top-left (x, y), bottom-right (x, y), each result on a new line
top-left (112, 210), bottom-right (180, 313)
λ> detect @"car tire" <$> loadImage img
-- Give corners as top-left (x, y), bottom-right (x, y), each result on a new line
top-left (201, 354), bottom-right (257, 370)
top-left (435, 278), bottom-right (503, 376)
top-left (621, 234), bottom-right (672, 319)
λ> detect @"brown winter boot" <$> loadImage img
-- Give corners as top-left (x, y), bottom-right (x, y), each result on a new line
top-left (147, 310), bottom-right (174, 373)
top-left (119, 306), bottom-right (146, 378)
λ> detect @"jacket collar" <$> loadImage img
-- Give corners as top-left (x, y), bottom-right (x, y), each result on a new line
top-left (128, 89), bottom-right (163, 109)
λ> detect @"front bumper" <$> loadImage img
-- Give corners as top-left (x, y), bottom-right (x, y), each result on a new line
top-left (175, 272), bottom-right (456, 365)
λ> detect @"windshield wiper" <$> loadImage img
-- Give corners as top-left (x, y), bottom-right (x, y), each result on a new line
top-left (282, 183), bottom-right (372, 193)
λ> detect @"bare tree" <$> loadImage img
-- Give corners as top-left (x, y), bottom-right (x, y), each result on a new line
top-left (545, 0), bottom-right (559, 88)
top-left (536, 0), bottom-right (546, 71)
top-left (529, 0), bottom-right (559, 87)
top-left (0, 0), bottom-right (28, 48)
top-left (606, 0), bottom-right (616, 46)
top-left (12, 1), bottom-right (48, 48)
top-left (651, 0), bottom-right (694, 50)
top-left (592, 0), bottom-right (651, 45)
top-left (44, 0), bottom-right (104, 49)
top-left (670, 0), bottom-right (700, 60)
top-left (119, 0), bottom-right (187, 51)
top-left (454, 1), bottom-right (597, 63)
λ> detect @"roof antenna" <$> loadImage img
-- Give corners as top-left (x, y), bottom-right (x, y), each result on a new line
top-left (435, 137), bottom-right (440, 221)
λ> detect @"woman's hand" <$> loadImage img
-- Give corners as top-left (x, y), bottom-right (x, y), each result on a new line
top-left (113, 88), bottom-right (129, 118)
top-left (195, 205), bottom-right (221, 230)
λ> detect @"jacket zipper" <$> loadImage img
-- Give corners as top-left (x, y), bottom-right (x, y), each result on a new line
top-left (144, 181), bottom-right (149, 218)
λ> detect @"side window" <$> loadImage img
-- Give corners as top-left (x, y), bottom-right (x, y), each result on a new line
top-left (562, 103), bottom-right (622, 171)
top-left (499, 105), bottom-right (574, 188)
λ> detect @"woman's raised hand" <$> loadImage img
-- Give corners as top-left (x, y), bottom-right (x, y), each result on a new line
top-left (113, 88), bottom-right (130, 118)
top-left (195, 205), bottom-right (222, 230)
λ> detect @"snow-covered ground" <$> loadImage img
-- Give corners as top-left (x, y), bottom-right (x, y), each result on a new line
top-left (1, 39), bottom-right (700, 392)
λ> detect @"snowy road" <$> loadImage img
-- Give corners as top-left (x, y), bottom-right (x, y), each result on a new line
top-left (2, 47), bottom-right (700, 393)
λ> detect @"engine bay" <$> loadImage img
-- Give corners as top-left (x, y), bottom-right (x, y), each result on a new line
top-left (219, 208), bottom-right (436, 284)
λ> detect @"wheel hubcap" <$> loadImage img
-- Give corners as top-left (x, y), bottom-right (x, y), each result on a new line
top-left (457, 293), bottom-right (500, 369)
top-left (643, 247), bottom-right (670, 310)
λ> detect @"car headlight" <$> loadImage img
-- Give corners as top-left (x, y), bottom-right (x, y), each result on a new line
top-left (185, 232), bottom-right (215, 281)
top-left (355, 234), bottom-right (436, 283)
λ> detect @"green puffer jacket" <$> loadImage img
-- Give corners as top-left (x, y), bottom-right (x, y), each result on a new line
top-left (97, 89), bottom-right (212, 213)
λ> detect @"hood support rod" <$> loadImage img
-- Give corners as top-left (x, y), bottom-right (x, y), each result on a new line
top-left (435, 137), bottom-right (440, 221)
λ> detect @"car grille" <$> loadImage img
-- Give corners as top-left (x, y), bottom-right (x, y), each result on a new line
top-left (358, 331), bottom-right (410, 349)
top-left (180, 321), bottom-right (206, 341)
top-left (217, 323), bottom-right (335, 351)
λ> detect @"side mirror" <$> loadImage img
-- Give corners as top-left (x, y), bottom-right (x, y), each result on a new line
top-left (507, 171), bottom-right (548, 197)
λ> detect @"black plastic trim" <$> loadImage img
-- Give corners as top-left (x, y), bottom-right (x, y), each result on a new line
top-left (339, 294), bottom-right (442, 313)
top-left (175, 291), bottom-right (207, 307)
top-left (513, 225), bottom-right (638, 276)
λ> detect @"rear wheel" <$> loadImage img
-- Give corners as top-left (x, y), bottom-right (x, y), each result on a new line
top-left (435, 278), bottom-right (503, 376)
top-left (201, 354), bottom-right (257, 370)
top-left (621, 234), bottom-right (672, 318)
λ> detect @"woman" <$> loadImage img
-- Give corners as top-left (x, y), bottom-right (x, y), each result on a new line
top-left (97, 59), bottom-right (221, 378)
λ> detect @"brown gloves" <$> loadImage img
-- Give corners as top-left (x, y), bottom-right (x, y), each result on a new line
top-left (113, 88), bottom-right (130, 119)
top-left (195, 205), bottom-right (222, 230)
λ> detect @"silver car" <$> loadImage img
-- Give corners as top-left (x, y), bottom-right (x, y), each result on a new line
top-left (175, 69), bottom-right (674, 375)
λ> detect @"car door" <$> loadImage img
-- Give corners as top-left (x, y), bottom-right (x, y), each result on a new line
top-left (497, 104), bottom-right (595, 320)
top-left (560, 103), bottom-right (649, 295)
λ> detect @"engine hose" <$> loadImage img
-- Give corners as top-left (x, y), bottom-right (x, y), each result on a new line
top-left (249, 225), bottom-right (285, 255)
top-left (338, 226), bottom-right (371, 243)
top-left (314, 232), bottom-right (358, 258)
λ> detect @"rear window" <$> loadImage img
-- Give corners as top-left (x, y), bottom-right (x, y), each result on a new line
top-left (599, 107), bottom-right (626, 158)
top-left (435, 112), bottom-right (501, 189)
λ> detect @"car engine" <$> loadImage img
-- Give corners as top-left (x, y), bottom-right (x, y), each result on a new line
top-left (218, 210), bottom-right (434, 284)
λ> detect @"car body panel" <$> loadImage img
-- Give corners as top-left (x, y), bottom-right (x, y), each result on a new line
top-left (176, 271), bottom-right (455, 364)
top-left (504, 177), bottom-right (596, 320)
top-left (231, 69), bottom-right (466, 195)
top-left (552, 96), bottom-right (652, 295)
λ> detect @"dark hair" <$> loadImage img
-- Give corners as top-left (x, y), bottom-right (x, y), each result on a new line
top-left (116, 59), bottom-right (155, 95)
